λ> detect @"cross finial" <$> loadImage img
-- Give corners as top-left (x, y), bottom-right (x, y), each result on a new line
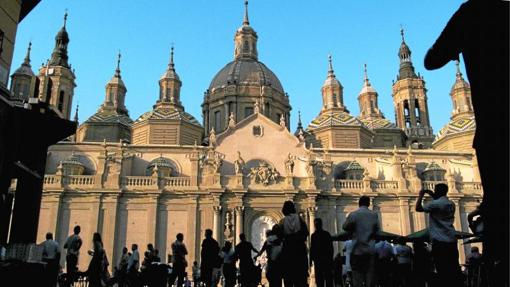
top-left (400, 25), bottom-right (405, 42)
top-left (63, 9), bottom-right (68, 28)
top-left (243, 0), bottom-right (250, 25)
top-left (455, 59), bottom-right (462, 78)
top-left (363, 63), bottom-right (369, 82)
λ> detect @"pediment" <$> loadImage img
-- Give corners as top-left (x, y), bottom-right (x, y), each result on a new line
top-left (214, 113), bottom-right (310, 177)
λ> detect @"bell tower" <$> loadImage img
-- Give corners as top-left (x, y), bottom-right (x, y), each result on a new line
top-left (392, 28), bottom-right (434, 147)
top-left (37, 11), bottom-right (76, 119)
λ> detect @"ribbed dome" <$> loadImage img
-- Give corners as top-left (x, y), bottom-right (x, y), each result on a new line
top-left (13, 64), bottom-right (34, 77)
top-left (208, 59), bottom-right (284, 94)
top-left (56, 27), bottom-right (69, 42)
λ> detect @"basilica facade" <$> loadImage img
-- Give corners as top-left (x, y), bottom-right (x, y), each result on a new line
top-left (9, 3), bottom-right (481, 272)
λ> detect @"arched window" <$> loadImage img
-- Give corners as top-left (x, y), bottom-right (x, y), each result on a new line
top-left (403, 100), bottom-right (411, 128)
top-left (45, 78), bottom-right (53, 103)
top-left (414, 99), bottom-right (421, 124)
top-left (58, 90), bottom-right (65, 111)
top-left (244, 40), bottom-right (249, 52)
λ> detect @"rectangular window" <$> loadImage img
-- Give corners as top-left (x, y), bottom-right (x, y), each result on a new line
top-left (214, 110), bottom-right (221, 132)
top-left (244, 107), bottom-right (254, 118)
top-left (276, 113), bottom-right (281, 122)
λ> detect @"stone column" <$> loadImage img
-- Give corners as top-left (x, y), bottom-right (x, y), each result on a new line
top-left (213, 206), bottom-right (222, 241)
top-left (308, 207), bottom-right (317, 235)
top-left (147, 195), bottom-right (159, 246)
top-left (399, 198), bottom-right (412, 236)
top-left (187, 196), bottom-right (199, 274)
top-left (101, 194), bottom-right (119, 270)
top-left (235, 206), bottom-right (244, 245)
top-left (451, 198), bottom-right (466, 264)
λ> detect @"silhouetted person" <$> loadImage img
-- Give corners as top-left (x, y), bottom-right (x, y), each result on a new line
top-left (465, 246), bottom-right (484, 287)
top-left (127, 244), bottom-right (140, 286)
top-left (332, 253), bottom-right (343, 287)
top-left (255, 225), bottom-right (284, 287)
top-left (117, 247), bottom-right (129, 287)
top-left (342, 196), bottom-right (379, 287)
top-left (42, 232), bottom-right (61, 287)
top-left (86, 233), bottom-right (109, 287)
top-left (412, 241), bottom-right (432, 287)
top-left (310, 218), bottom-right (334, 287)
top-left (200, 229), bottom-right (220, 287)
top-left (394, 238), bottom-right (412, 287)
top-left (374, 239), bottom-right (395, 287)
top-left (235, 233), bottom-right (259, 287)
top-left (424, 1), bottom-right (509, 284)
top-left (170, 233), bottom-right (188, 287)
top-left (220, 241), bottom-right (236, 287)
top-left (280, 201), bottom-right (309, 287)
top-left (63, 225), bottom-right (82, 282)
top-left (416, 183), bottom-right (462, 286)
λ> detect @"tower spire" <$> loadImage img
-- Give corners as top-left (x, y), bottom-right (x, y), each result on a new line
top-left (400, 26), bottom-right (405, 42)
top-left (23, 42), bottom-right (32, 66)
top-left (363, 63), bottom-right (369, 84)
top-left (169, 44), bottom-right (175, 69)
top-left (243, 0), bottom-right (249, 26)
top-left (328, 54), bottom-right (334, 76)
top-left (73, 103), bottom-right (79, 123)
top-left (115, 50), bottom-right (121, 77)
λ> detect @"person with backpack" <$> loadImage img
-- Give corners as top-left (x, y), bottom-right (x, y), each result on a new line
top-left (280, 201), bottom-right (309, 287)
top-left (254, 224), bottom-right (284, 287)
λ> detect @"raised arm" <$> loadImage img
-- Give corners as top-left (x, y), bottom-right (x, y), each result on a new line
top-left (424, 4), bottom-right (465, 70)
top-left (415, 189), bottom-right (427, 212)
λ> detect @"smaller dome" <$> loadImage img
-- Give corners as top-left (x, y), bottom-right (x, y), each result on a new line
top-left (107, 75), bottom-right (125, 87)
top-left (61, 152), bottom-right (84, 167)
top-left (344, 160), bottom-right (364, 171)
top-left (55, 27), bottom-right (69, 42)
top-left (399, 42), bottom-right (411, 57)
top-left (423, 161), bottom-right (445, 172)
top-left (160, 69), bottom-right (180, 81)
top-left (148, 156), bottom-right (175, 169)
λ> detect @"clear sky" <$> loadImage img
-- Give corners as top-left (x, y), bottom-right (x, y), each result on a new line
top-left (12, 0), bottom-right (467, 134)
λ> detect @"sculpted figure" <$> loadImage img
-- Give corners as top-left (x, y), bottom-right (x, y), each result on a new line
top-left (284, 153), bottom-right (295, 175)
top-left (234, 151), bottom-right (245, 175)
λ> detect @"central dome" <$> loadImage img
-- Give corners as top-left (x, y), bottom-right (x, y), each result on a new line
top-left (209, 58), bottom-right (284, 94)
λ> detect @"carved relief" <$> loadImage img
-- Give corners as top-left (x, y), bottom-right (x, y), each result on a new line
top-left (248, 162), bottom-right (280, 185)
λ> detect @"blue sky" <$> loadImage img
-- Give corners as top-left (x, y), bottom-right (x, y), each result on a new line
top-left (12, 0), bottom-right (466, 133)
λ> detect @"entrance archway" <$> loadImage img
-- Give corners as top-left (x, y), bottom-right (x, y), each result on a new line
top-left (251, 215), bottom-right (277, 266)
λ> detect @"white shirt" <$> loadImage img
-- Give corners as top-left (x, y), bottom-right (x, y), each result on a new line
top-left (42, 239), bottom-right (60, 260)
top-left (423, 196), bottom-right (456, 243)
top-left (343, 240), bottom-right (353, 274)
top-left (128, 249), bottom-right (140, 271)
top-left (64, 234), bottom-right (82, 256)
top-left (342, 206), bottom-right (380, 255)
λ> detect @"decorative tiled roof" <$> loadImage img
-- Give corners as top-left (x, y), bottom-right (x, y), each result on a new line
top-left (423, 161), bottom-right (445, 172)
top-left (84, 108), bottom-right (133, 127)
top-left (135, 106), bottom-right (201, 127)
top-left (344, 160), bottom-right (364, 171)
top-left (359, 117), bottom-right (398, 130)
top-left (307, 111), bottom-right (364, 130)
top-left (434, 115), bottom-right (476, 142)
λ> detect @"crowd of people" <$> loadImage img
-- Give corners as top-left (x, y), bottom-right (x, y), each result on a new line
top-left (35, 183), bottom-right (489, 287)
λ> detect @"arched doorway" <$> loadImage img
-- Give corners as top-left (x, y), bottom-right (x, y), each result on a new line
top-left (251, 215), bottom-right (277, 266)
